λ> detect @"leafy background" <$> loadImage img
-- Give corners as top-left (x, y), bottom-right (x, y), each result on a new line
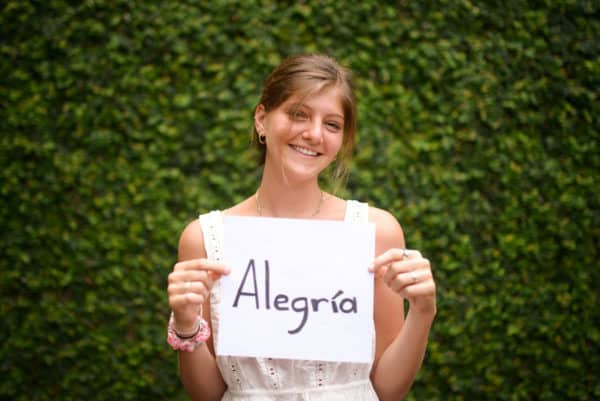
top-left (1, 1), bottom-right (598, 400)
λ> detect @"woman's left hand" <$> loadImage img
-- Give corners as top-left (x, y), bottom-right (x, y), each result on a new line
top-left (369, 248), bottom-right (436, 315)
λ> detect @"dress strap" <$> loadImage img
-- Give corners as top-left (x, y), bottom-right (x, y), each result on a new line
top-left (199, 210), bottom-right (224, 262)
top-left (344, 200), bottom-right (369, 224)
top-left (198, 211), bottom-right (228, 356)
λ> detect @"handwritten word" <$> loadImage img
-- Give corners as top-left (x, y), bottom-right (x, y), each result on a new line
top-left (233, 259), bottom-right (357, 334)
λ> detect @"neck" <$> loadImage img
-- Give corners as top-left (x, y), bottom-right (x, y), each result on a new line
top-left (256, 179), bottom-right (324, 218)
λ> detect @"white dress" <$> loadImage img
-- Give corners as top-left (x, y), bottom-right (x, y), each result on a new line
top-left (199, 200), bottom-right (379, 401)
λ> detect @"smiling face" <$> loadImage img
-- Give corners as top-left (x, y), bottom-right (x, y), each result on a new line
top-left (252, 55), bottom-right (357, 191)
top-left (255, 86), bottom-right (345, 184)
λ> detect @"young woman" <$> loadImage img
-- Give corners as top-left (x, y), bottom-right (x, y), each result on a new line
top-left (167, 54), bottom-right (436, 401)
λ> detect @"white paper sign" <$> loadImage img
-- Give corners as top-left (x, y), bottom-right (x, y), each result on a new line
top-left (217, 216), bottom-right (375, 363)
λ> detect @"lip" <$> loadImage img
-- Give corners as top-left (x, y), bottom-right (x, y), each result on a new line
top-left (289, 144), bottom-right (321, 157)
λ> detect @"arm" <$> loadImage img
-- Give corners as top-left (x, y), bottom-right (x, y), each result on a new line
top-left (167, 220), bottom-right (228, 401)
top-left (368, 208), bottom-right (437, 401)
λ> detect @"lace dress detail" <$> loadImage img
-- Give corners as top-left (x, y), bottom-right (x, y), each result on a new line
top-left (199, 201), bottom-right (378, 401)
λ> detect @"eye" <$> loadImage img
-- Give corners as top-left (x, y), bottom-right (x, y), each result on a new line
top-left (288, 110), bottom-right (308, 120)
top-left (326, 121), bottom-right (343, 132)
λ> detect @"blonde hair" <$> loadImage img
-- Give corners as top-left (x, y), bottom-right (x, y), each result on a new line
top-left (253, 54), bottom-right (357, 191)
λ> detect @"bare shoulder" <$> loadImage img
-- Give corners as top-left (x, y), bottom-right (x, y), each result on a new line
top-left (368, 206), bottom-right (405, 250)
top-left (177, 196), bottom-right (254, 261)
top-left (177, 218), bottom-right (207, 261)
top-left (224, 195), bottom-right (256, 216)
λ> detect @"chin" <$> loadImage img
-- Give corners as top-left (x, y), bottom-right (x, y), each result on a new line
top-left (285, 165), bottom-right (329, 182)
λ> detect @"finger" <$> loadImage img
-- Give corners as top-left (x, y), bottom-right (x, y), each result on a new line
top-left (168, 292), bottom-right (206, 309)
top-left (386, 271), bottom-right (415, 292)
top-left (168, 278), bottom-right (210, 297)
top-left (169, 269), bottom-right (216, 285)
top-left (368, 248), bottom-right (422, 272)
top-left (168, 269), bottom-right (213, 284)
top-left (385, 268), bottom-right (432, 292)
top-left (170, 268), bottom-right (217, 294)
top-left (382, 258), bottom-right (426, 283)
top-left (401, 280), bottom-right (437, 300)
top-left (173, 258), bottom-right (231, 275)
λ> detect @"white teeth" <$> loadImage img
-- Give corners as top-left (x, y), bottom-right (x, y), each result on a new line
top-left (292, 145), bottom-right (318, 156)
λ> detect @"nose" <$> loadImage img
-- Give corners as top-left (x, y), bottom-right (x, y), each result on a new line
top-left (302, 120), bottom-right (323, 144)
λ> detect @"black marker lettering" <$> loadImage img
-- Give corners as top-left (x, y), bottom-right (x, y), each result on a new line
top-left (265, 260), bottom-right (270, 310)
top-left (331, 290), bottom-right (344, 313)
top-left (274, 294), bottom-right (289, 310)
top-left (340, 297), bottom-right (357, 313)
top-left (311, 298), bottom-right (329, 312)
top-left (288, 297), bottom-right (309, 334)
top-left (233, 259), bottom-right (260, 308)
top-left (231, 260), bottom-right (359, 334)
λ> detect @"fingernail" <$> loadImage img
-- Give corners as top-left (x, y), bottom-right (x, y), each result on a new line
top-left (367, 263), bottom-right (374, 272)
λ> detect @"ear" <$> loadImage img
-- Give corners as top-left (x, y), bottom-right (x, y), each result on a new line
top-left (254, 104), bottom-right (267, 133)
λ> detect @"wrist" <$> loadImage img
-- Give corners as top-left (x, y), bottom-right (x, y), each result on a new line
top-left (408, 297), bottom-right (437, 319)
top-left (172, 307), bottom-right (204, 334)
top-left (173, 319), bottom-right (199, 336)
top-left (167, 312), bottom-right (211, 352)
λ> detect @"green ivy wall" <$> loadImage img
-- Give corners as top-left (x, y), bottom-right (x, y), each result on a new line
top-left (1, 1), bottom-right (598, 400)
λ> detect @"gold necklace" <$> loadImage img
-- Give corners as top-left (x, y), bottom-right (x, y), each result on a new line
top-left (255, 189), bottom-right (325, 217)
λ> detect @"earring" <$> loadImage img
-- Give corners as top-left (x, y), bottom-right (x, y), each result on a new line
top-left (258, 133), bottom-right (266, 145)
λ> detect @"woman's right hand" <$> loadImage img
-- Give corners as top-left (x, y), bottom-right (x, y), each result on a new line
top-left (167, 258), bottom-right (230, 332)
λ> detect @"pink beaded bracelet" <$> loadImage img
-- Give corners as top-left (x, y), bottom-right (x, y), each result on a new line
top-left (167, 312), bottom-right (211, 352)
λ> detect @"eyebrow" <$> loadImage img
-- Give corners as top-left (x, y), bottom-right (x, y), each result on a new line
top-left (286, 102), bottom-right (344, 119)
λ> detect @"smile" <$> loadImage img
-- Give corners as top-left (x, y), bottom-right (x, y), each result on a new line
top-left (290, 145), bottom-right (319, 157)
